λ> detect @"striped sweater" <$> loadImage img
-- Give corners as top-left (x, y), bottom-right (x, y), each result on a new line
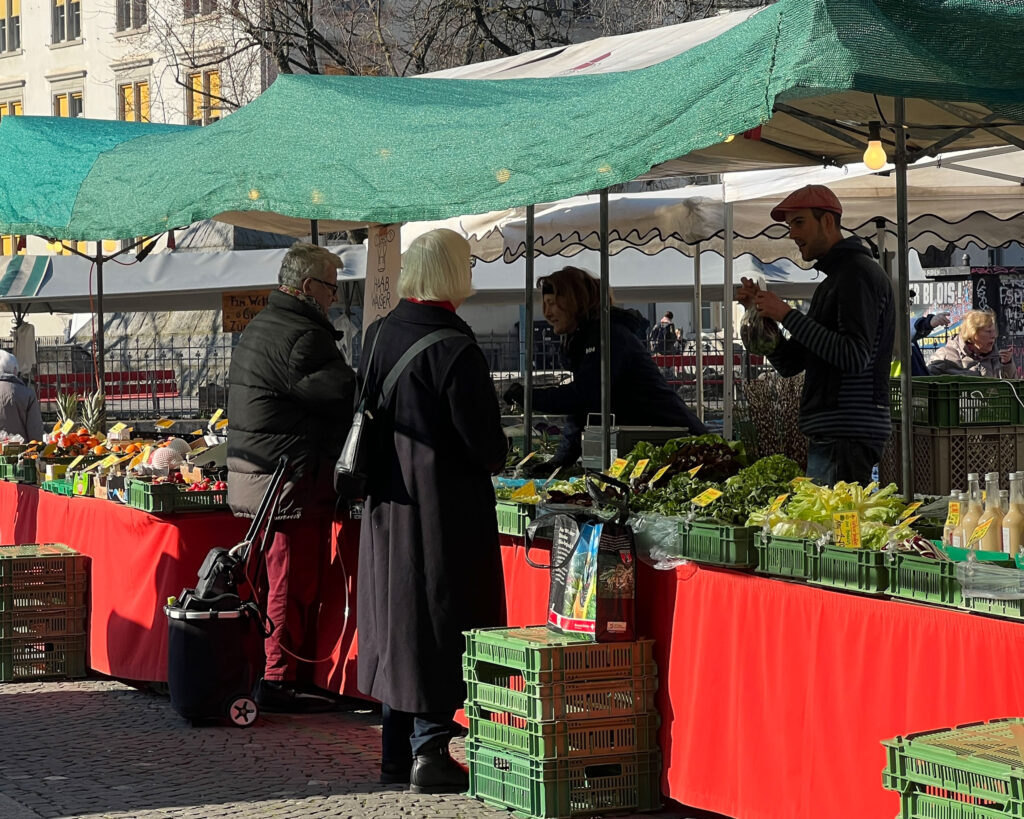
top-left (767, 237), bottom-right (895, 444)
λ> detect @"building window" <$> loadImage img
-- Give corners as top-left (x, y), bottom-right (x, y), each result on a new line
top-left (183, 0), bottom-right (215, 18)
top-left (118, 80), bottom-right (150, 122)
top-left (52, 0), bottom-right (81, 43)
top-left (0, 0), bottom-right (21, 51)
top-left (0, 100), bottom-right (22, 121)
top-left (116, 0), bottom-right (146, 30)
top-left (187, 69), bottom-right (221, 125)
top-left (54, 91), bottom-right (83, 117)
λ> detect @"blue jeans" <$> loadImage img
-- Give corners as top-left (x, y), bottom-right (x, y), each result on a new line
top-left (806, 437), bottom-right (885, 486)
top-left (381, 703), bottom-right (458, 771)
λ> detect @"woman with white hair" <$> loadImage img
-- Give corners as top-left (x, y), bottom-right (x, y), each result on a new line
top-left (0, 351), bottom-right (43, 441)
top-left (356, 228), bottom-right (508, 793)
top-left (928, 309), bottom-right (1016, 378)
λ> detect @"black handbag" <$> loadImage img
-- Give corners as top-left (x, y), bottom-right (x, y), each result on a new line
top-left (334, 323), bottom-right (465, 500)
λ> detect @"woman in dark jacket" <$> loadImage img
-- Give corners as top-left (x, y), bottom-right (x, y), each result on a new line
top-left (505, 266), bottom-right (706, 473)
top-left (357, 228), bottom-right (509, 794)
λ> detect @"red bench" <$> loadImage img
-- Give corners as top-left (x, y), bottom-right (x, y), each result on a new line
top-left (651, 354), bottom-right (765, 367)
top-left (36, 370), bottom-right (179, 401)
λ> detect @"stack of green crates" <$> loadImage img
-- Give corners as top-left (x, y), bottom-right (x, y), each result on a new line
top-left (463, 626), bottom-right (661, 819)
top-left (883, 718), bottom-right (1024, 818)
top-left (0, 544), bottom-right (87, 682)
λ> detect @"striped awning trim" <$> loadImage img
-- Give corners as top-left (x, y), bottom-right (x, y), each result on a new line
top-left (0, 256), bottom-right (52, 300)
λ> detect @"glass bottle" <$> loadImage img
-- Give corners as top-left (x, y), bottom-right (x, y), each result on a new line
top-left (1001, 490), bottom-right (1010, 515)
top-left (943, 490), bottom-right (961, 547)
top-left (959, 473), bottom-right (983, 550)
top-left (952, 492), bottom-right (970, 550)
top-left (1004, 473), bottom-right (1024, 556)
top-left (978, 472), bottom-right (1005, 552)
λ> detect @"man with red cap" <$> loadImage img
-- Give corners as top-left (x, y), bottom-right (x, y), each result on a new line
top-left (736, 184), bottom-right (895, 485)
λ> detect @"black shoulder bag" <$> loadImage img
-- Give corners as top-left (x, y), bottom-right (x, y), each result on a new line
top-left (334, 324), bottom-right (465, 500)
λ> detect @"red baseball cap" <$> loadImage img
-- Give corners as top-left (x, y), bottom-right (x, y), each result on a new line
top-left (770, 184), bottom-right (843, 222)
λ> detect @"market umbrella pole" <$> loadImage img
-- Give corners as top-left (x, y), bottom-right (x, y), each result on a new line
top-left (723, 204), bottom-right (735, 438)
top-left (895, 99), bottom-right (914, 495)
top-left (310, 220), bottom-right (319, 246)
top-left (600, 189), bottom-right (612, 470)
top-left (95, 254), bottom-right (106, 432)
top-left (524, 205), bottom-right (535, 455)
top-left (694, 244), bottom-right (704, 421)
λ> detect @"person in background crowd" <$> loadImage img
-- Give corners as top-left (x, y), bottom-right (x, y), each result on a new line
top-left (928, 308), bottom-right (1015, 378)
top-left (0, 351), bottom-right (42, 442)
top-left (907, 289), bottom-right (950, 376)
top-left (649, 310), bottom-right (679, 353)
top-left (227, 243), bottom-right (357, 713)
top-left (503, 266), bottom-right (706, 476)
top-left (736, 184), bottom-right (895, 485)
top-left (357, 228), bottom-right (508, 794)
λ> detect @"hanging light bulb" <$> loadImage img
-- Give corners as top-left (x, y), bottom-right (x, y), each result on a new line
top-left (863, 121), bottom-right (888, 170)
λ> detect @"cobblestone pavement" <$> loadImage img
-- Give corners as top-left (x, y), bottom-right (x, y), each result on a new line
top-left (0, 680), bottom-right (727, 819)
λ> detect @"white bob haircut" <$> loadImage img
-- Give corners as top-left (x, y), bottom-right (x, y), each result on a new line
top-left (398, 228), bottom-right (474, 303)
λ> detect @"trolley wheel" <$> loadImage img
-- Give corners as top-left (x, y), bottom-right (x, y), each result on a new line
top-left (228, 696), bottom-right (259, 727)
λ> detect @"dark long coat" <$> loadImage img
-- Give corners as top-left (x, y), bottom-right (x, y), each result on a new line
top-left (356, 300), bottom-right (509, 714)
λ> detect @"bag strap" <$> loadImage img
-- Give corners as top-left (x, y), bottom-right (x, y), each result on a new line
top-left (379, 328), bottom-right (466, 405)
top-left (354, 317), bottom-right (388, 407)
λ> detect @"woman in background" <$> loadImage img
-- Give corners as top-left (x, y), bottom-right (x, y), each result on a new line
top-left (928, 309), bottom-right (1015, 378)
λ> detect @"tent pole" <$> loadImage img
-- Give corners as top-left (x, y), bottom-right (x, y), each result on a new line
top-left (895, 98), bottom-right (914, 495)
top-left (310, 220), bottom-right (319, 246)
top-left (723, 204), bottom-right (735, 439)
top-left (694, 243), bottom-right (704, 422)
top-left (600, 188), bottom-right (611, 470)
top-left (95, 252), bottom-right (106, 432)
top-left (524, 204), bottom-right (535, 456)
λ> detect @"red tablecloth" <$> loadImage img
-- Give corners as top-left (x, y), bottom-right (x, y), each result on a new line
top-left (0, 483), bottom-right (249, 681)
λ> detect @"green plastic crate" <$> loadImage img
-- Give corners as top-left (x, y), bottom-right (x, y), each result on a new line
top-left (754, 533), bottom-right (820, 580)
top-left (811, 544), bottom-right (889, 595)
top-left (962, 596), bottom-right (1024, 621)
top-left (128, 480), bottom-right (228, 514)
top-left (888, 550), bottom-right (1013, 608)
top-left (464, 626), bottom-right (655, 685)
top-left (896, 791), bottom-right (1013, 819)
top-left (464, 662), bottom-right (658, 723)
top-left (467, 740), bottom-right (661, 818)
top-left (39, 478), bottom-right (75, 496)
top-left (0, 461), bottom-right (37, 483)
top-left (497, 500), bottom-right (534, 537)
top-left (0, 632), bottom-right (87, 681)
top-left (890, 376), bottom-right (1023, 427)
top-left (0, 605), bottom-right (87, 640)
top-left (678, 521), bottom-right (757, 567)
top-left (882, 719), bottom-right (1024, 812)
top-left (465, 704), bottom-right (660, 760)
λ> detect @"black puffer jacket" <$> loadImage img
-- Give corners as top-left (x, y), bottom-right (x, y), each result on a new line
top-left (227, 290), bottom-right (356, 519)
top-left (532, 308), bottom-right (706, 464)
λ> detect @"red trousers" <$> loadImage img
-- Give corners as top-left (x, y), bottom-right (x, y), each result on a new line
top-left (262, 516), bottom-right (329, 682)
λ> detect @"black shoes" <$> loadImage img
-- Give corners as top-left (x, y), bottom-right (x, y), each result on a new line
top-left (253, 678), bottom-right (337, 714)
top-left (409, 747), bottom-right (468, 794)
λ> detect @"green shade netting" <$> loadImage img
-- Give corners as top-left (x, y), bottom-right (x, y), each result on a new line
top-left (2, 0), bottom-right (1024, 239)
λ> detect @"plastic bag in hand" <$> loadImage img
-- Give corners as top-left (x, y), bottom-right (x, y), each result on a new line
top-left (740, 302), bottom-right (781, 356)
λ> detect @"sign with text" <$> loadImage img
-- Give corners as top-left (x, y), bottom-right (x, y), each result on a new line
top-left (362, 224), bottom-right (401, 335)
top-left (222, 290), bottom-right (271, 333)
top-left (972, 267), bottom-right (1024, 367)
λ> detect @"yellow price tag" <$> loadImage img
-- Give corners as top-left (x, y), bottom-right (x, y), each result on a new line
top-left (510, 480), bottom-right (537, 501)
top-left (41, 443), bottom-right (57, 457)
top-left (82, 459), bottom-right (105, 473)
top-left (100, 454), bottom-right (118, 468)
top-left (155, 419), bottom-right (175, 429)
top-left (629, 459), bottom-right (650, 480)
top-left (209, 408), bottom-right (224, 426)
top-left (607, 458), bottom-right (629, 479)
top-left (190, 429), bottom-right (204, 436)
top-left (967, 518), bottom-right (994, 549)
top-left (109, 422), bottom-right (128, 434)
top-left (67, 455), bottom-right (84, 470)
top-left (832, 512), bottom-right (862, 548)
top-left (141, 445), bottom-right (153, 463)
top-left (60, 419), bottom-right (75, 435)
top-left (946, 501), bottom-right (961, 527)
top-left (214, 419), bottom-right (229, 431)
top-left (688, 464), bottom-right (703, 477)
top-left (768, 493), bottom-right (790, 514)
top-left (902, 515), bottom-right (921, 527)
top-left (114, 453), bottom-right (133, 466)
top-left (649, 465), bottom-right (671, 486)
top-left (691, 488), bottom-right (724, 508)
top-left (900, 501), bottom-right (923, 521)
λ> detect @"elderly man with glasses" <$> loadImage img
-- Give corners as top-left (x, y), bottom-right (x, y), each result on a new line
top-left (227, 242), bottom-right (356, 713)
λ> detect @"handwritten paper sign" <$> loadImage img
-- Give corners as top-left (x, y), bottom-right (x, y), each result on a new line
top-left (222, 290), bottom-right (271, 333)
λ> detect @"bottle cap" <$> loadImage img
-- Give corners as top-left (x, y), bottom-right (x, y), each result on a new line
top-left (986, 471), bottom-right (1000, 481)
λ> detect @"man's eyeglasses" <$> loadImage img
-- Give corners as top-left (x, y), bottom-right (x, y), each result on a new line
top-left (309, 278), bottom-right (339, 296)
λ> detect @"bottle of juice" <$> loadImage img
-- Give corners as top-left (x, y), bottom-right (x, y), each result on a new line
top-left (952, 492), bottom-right (969, 549)
top-left (960, 473), bottom-right (983, 550)
top-left (1003, 473), bottom-right (1024, 556)
top-left (1001, 490), bottom-right (1010, 515)
top-left (978, 472), bottom-right (1005, 552)
top-left (943, 490), bottom-right (961, 547)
